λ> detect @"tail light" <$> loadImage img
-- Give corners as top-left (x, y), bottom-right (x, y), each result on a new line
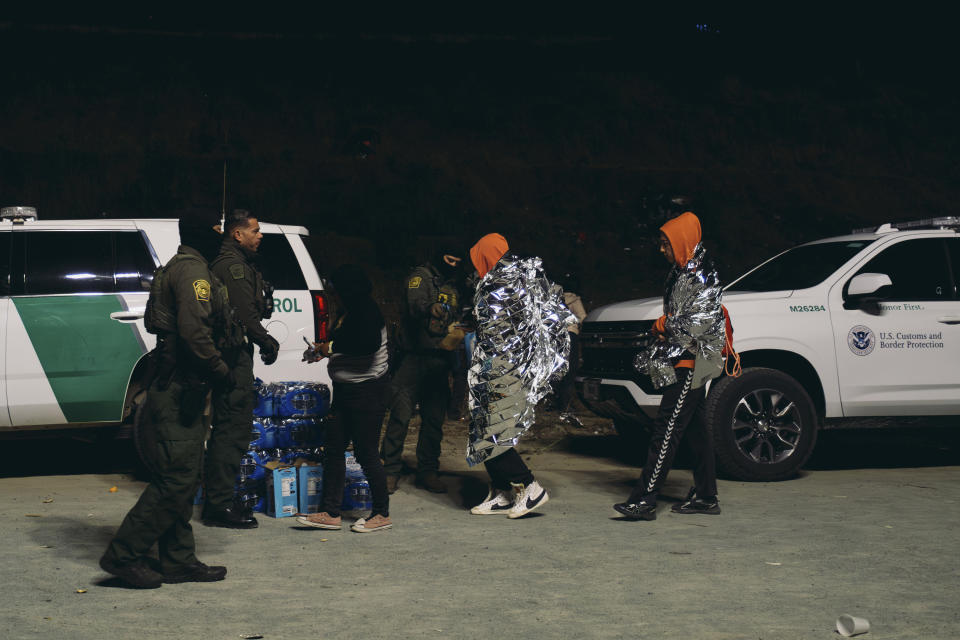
top-left (311, 290), bottom-right (330, 342)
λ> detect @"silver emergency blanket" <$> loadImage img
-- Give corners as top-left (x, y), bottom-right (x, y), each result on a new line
top-left (466, 254), bottom-right (577, 466)
top-left (634, 242), bottom-right (725, 390)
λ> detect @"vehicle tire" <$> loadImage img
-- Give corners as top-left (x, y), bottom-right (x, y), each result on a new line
top-left (703, 367), bottom-right (818, 482)
top-left (613, 417), bottom-right (652, 464)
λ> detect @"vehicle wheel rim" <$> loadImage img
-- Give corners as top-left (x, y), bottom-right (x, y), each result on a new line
top-left (731, 388), bottom-right (802, 465)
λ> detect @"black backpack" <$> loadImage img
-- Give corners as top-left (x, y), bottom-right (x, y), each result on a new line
top-left (144, 254), bottom-right (246, 352)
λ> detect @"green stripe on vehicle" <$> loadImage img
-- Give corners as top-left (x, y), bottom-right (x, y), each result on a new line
top-left (13, 295), bottom-right (146, 422)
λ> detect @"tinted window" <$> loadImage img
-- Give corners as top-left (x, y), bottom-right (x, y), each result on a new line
top-left (25, 231), bottom-right (114, 294)
top-left (855, 238), bottom-right (953, 301)
top-left (0, 232), bottom-right (10, 296)
top-left (257, 234), bottom-right (307, 290)
top-left (115, 231), bottom-right (157, 291)
top-left (728, 240), bottom-right (875, 292)
top-left (949, 239), bottom-right (960, 298)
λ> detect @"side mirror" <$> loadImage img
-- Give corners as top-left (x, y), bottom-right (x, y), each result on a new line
top-left (847, 272), bottom-right (892, 297)
top-left (844, 272), bottom-right (892, 314)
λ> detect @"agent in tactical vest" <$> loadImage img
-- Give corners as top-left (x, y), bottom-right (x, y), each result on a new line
top-left (380, 249), bottom-right (467, 494)
top-left (100, 210), bottom-right (235, 589)
top-left (204, 209), bottom-right (279, 529)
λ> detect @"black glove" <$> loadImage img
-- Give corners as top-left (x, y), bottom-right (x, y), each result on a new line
top-left (260, 335), bottom-right (280, 365)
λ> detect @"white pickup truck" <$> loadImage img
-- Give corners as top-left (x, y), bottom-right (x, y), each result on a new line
top-left (577, 217), bottom-right (960, 481)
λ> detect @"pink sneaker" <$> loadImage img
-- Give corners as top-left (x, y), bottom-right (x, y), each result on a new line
top-left (295, 512), bottom-right (342, 530)
top-left (350, 514), bottom-right (393, 533)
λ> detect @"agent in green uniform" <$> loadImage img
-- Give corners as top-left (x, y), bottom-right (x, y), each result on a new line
top-left (204, 209), bottom-right (279, 529)
top-left (100, 210), bottom-right (236, 588)
top-left (380, 251), bottom-right (466, 493)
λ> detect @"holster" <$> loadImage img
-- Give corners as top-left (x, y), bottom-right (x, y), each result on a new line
top-left (179, 380), bottom-right (211, 423)
top-left (151, 337), bottom-right (178, 392)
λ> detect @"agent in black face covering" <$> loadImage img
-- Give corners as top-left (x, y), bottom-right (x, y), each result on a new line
top-left (380, 248), bottom-right (467, 494)
top-left (100, 207), bottom-right (234, 588)
top-left (178, 208), bottom-right (223, 263)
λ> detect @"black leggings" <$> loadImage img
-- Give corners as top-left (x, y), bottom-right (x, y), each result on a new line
top-left (484, 448), bottom-right (534, 490)
top-left (323, 377), bottom-right (389, 517)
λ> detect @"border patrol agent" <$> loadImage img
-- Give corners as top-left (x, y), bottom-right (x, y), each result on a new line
top-left (100, 211), bottom-right (239, 588)
top-left (204, 210), bottom-right (279, 529)
top-left (381, 251), bottom-right (465, 493)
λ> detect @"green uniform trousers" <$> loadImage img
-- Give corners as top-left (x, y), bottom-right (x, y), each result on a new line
top-left (104, 379), bottom-right (208, 572)
top-left (205, 346), bottom-right (256, 512)
top-left (380, 351), bottom-right (452, 475)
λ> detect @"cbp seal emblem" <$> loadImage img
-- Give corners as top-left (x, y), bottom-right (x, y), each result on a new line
top-left (847, 325), bottom-right (875, 356)
top-left (193, 279), bottom-right (211, 302)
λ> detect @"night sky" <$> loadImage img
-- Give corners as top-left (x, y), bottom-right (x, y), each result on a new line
top-left (1, 13), bottom-right (956, 312)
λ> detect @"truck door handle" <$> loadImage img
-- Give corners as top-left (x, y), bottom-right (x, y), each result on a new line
top-left (937, 316), bottom-right (960, 325)
top-left (110, 310), bottom-right (145, 323)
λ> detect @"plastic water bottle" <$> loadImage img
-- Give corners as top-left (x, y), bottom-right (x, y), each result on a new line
top-left (253, 381), bottom-right (277, 417)
top-left (234, 479), bottom-right (264, 513)
top-left (237, 450), bottom-right (268, 483)
top-left (249, 420), bottom-right (278, 449)
top-left (342, 454), bottom-right (372, 512)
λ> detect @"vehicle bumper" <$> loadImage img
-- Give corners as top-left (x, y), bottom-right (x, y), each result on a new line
top-left (576, 376), bottom-right (661, 421)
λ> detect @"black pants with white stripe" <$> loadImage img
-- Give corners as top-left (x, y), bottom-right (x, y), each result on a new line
top-left (628, 368), bottom-right (717, 503)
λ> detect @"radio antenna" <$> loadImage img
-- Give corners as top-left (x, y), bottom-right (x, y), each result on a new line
top-left (220, 159), bottom-right (227, 231)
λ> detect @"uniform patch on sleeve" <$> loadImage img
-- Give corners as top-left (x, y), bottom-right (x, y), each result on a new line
top-left (193, 279), bottom-right (211, 302)
top-left (408, 276), bottom-right (422, 289)
top-left (229, 264), bottom-right (245, 280)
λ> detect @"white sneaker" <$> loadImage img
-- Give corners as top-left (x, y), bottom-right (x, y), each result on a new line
top-left (507, 481), bottom-right (549, 519)
top-left (470, 486), bottom-right (514, 515)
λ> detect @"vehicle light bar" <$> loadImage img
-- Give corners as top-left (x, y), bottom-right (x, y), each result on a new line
top-left (852, 216), bottom-right (960, 234)
top-left (1, 206), bottom-right (38, 222)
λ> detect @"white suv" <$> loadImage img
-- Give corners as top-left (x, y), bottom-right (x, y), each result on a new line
top-left (0, 207), bottom-right (331, 432)
top-left (577, 217), bottom-right (960, 481)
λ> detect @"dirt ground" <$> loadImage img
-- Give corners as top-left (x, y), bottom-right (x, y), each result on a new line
top-left (1, 410), bottom-right (959, 639)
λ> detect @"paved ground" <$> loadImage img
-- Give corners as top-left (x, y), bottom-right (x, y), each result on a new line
top-left (1, 413), bottom-right (959, 639)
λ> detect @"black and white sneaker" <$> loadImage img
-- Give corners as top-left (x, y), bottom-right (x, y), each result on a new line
top-left (613, 500), bottom-right (657, 521)
top-left (470, 486), bottom-right (514, 515)
top-left (507, 481), bottom-right (549, 519)
top-left (671, 492), bottom-right (721, 515)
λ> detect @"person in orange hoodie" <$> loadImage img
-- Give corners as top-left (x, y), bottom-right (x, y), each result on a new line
top-left (614, 211), bottom-right (726, 521)
top-left (466, 233), bottom-right (577, 518)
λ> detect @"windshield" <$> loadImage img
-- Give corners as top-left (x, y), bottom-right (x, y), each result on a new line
top-left (727, 240), bottom-right (875, 292)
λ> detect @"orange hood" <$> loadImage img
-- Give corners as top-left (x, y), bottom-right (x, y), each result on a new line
top-left (660, 212), bottom-right (702, 266)
top-left (470, 233), bottom-right (509, 278)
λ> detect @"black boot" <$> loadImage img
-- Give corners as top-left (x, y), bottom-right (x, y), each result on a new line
top-left (99, 555), bottom-right (163, 589)
top-left (385, 475), bottom-right (400, 494)
top-left (162, 561), bottom-right (227, 584)
top-left (613, 499), bottom-right (657, 521)
top-left (416, 471), bottom-right (447, 494)
top-left (202, 504), bottom-right (259, 529)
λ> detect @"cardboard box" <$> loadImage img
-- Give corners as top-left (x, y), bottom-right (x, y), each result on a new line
top-left (264, 465), bottom-right (298, 518)
top-left (298, 463), bottom-right (324, 514)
